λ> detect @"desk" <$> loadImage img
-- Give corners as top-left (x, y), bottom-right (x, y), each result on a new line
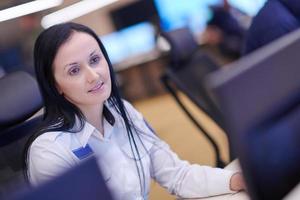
top-left (183, 160), bottom-right (249, 200)
top-left (186, 191), bottom-right (249, 200)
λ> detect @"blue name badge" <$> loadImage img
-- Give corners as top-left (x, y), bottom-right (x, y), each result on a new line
top-left (72, 144), bottom-right (94, 160)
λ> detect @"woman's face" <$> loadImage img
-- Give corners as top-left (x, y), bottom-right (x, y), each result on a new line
top-left (53, 31), bottom-right (111, 112)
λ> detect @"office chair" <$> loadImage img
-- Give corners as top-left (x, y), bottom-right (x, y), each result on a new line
top-left (0, 71), bottom-right (43, 198)
top-left (159, 27), bottom-right (227, 167)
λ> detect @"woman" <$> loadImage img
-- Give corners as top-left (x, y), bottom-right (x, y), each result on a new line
top-left (24, 22), bottom-right (245, 200)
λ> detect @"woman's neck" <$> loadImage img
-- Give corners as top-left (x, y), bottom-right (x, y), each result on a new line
top-left (80, 104), bottom-right (104, 135)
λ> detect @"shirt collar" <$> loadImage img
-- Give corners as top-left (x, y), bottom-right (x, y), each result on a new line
top-left (75, 104), bottom-right (116, 147)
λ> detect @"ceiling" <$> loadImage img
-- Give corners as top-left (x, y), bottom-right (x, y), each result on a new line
top-left (0, 0), bottom-right (80, 10)
top-left (0, 0), bottom-right (12, 8)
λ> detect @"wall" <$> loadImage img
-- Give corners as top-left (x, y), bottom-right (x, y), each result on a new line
top-left (64, 0), bottom-right (137, 36)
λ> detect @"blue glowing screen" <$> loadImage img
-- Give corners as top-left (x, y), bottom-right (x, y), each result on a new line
top-left (154, 0), bottom-right (267, 33)
top-left (101, 22), bottom-right (156, 65)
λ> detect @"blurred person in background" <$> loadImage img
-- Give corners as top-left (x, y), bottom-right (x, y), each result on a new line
top-left (202, 0), bottom-right (246, 60)
top-left (243, 0), bottom-right (300, 54)
top-left (0, 13), bottom-right (41, 75)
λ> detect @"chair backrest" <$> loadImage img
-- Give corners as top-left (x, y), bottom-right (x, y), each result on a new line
top-left (0, 71), bottom-right (43, 198)
top-left (206, 28), bottom-right (300, 200)
top-left (0, 70), bottom-right (43, 166)
top-left (160, 27), bottom-right (224, 128)
top-left (8, 157), bottom-right (114, 200)
top-left (160, 28), bottom-right (231, 165)
top-left (0, 71), bottom-right (42, 129)
top-left (165, 53), bottom-right (223, 126)
top-left (160, 27), bottom-right (199, 67)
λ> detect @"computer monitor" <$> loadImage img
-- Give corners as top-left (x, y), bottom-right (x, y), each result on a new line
top-left (228, 0), bottom-right (266, 16)
top-left (154, 0), bottom-right (221, 34)
top-left (154, 0), bottom-right (266, 34)
top-left (110, 0), bottom-right (158, 31)
top-left (101, 22), bottom-right (156, 66)
top-left (9, 157), bottom-right (114, 200)
top-left (205, 28), bottom-right (300, 199)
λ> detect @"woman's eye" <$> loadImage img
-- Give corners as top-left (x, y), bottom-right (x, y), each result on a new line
top-left (69, 67), bottom-right (80, 75)
top-left (90, 56), bottom-right (100, 65)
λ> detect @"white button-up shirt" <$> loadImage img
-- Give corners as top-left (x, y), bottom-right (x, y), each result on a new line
top-left (28, 100), bottom-right (236, 200)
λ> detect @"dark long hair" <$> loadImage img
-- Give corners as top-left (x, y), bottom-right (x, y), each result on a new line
top-left (23, 22), bottom-right (146, 195)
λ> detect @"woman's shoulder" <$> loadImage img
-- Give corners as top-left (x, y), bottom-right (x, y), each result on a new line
top-left (123, 99), bottom-right (143, 120)
top-left (31, 130), bottom-right (72, 151)
top-left (29, 130), bottom-right (78, 168)
top-left (32, 130), bottom-right (63, 143)
top-left (28, 130), bottom-right (78, 186)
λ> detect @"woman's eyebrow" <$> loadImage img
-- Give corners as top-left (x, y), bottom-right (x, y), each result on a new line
top-left (64, 62), bottom-right (78, 71)
top-left (89, 49), bottom-right (99, 57)
top-left (63, 50), bottom-right (99, 70)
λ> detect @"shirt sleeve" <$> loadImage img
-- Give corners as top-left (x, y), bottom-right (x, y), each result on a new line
top-left (28, 135), bottom-right (75, 186)
top-left (122, 99), bottom-right (236, 198)
top-left (149, 139), bottom-right (236, 198)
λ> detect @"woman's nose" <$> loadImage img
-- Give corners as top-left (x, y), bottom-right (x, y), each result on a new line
top-left (86, 66), bottom-right (99, 83)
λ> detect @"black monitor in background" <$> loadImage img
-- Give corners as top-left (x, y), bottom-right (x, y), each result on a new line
top-left (205, 28), bottom-right (300, 200)
top-left (110, 0), bottom-right (159, 31)
top-left (9, 157), bottom-right (114, 200)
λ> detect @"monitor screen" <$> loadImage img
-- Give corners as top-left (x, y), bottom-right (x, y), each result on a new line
top-left (110, 0), bottom-right (158, 30)
top-left (154, 0), bottom-right (221, 34)
top-left (101, 22), bottom-right (156, 66)
top-left (206, 28), bottom-right (300, 199)
top-left (154, 0), bottom-right (267, 33)
top-left (9, 158), bottom-right (114, 200)
top-left (228, 0), bottom-right (266, 16)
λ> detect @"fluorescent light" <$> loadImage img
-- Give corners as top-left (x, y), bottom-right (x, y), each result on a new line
top-left (41, 0), bottom-right (118, 29)
top-left (0, 0), bottom-right (63, 22)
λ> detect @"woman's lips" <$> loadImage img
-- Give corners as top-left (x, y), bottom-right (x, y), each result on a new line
top-left (88, 82), bottom-right (104, 92)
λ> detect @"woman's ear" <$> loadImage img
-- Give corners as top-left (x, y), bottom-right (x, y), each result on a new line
top-left (58, 88), bottom-right (63, 95)
top-left (55, 83), bottom-right (63, 95)
top-left (58, 89), bottom-right (63, 95)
